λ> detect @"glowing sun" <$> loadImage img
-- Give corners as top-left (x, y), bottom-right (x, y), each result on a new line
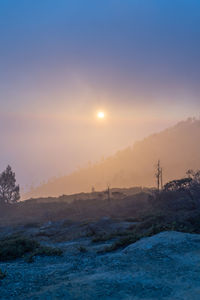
top-left (97, 111), bottom-right (105, 119)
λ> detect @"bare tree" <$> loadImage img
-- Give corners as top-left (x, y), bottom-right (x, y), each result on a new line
top-left (155, 160), bottom-right (163, 191)
top-left (104, 185), bottom-right (111, 202)
top-left (107, 185), bottom-right (111, 202)
top-left (0, 165), bottom-right (20, 204)
top-left (160, 167), bottom-right (163, 190)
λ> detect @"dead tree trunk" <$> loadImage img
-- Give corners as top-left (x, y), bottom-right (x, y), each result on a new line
top-left (155, 160), bottom-right (163, 191)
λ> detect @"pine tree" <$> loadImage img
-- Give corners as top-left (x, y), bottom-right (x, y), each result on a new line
top-left (0, 165), bottom-right (20, 204)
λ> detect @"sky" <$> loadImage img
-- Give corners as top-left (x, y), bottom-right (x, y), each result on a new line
top-left (0, 0), bottom-right (200, 189)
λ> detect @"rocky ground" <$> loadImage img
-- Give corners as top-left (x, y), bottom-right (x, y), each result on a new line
top-left (1, 226), bottom-right (200, 299)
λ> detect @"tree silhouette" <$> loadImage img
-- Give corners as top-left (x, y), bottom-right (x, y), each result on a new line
top-left (0, 165), bottom-right (20, 204)
top-left (164, 178), bottom-right (192, 192)
top-left (155, 160), bottom-right (163, 191)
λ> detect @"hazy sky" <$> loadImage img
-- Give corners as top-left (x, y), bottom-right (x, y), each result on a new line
top-left (0, 0), bottom-right (200, 189)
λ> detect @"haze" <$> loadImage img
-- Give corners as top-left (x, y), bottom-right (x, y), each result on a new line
top-left (1, 0), bottom-right (200, 189)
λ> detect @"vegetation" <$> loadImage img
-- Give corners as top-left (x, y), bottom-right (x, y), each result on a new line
top-left (0, 269), bottom-right (6, 280)
top-left (0, 165), bottom-right (20, 204)
top-left (98, 219), bottom-right (198, 253)
top-left (25, 118), bottom-right (200, 198)
top-left (1, 169), bottom-right (200, 255)
top-left (77, 245), bottom-right (87, 253)
top-left (0, 236), bottom-right (38, 261)
top-left (164, 178), bottom-right (192, 192)
top-left (100, 234), bottom-right (140, 253)
top-left (93, 170), bottom-right (200, 252)
top-left (92, 234), bottom-right (114, 243)
top-left (0, 235), bottom-right (62, 262)
top-left (26, 246), bottom-right (63, 263)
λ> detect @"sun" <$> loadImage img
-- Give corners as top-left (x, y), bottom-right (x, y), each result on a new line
top-left (97, 111), bottom-right (105, 119)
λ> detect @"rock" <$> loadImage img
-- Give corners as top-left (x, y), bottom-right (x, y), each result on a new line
top-left (124, 231), bottom-right (200, 251)
top-left (1, 231), bottom-right (200, 299)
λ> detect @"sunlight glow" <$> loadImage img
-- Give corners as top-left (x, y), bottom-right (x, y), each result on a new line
top-left (97, 111), bottom-right (105, 119)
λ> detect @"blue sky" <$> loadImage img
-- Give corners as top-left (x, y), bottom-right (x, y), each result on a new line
top-left (0, 0), bottom-right (200, 188)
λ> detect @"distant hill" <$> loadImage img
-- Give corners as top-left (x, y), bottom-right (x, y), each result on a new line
top-left (25, 118), bottom-right (200, 198)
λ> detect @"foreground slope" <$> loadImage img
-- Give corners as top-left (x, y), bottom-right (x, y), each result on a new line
top-left (26, 118), bottom-right (200, 198)
top-left (1, 231), bottom-right (200, 300)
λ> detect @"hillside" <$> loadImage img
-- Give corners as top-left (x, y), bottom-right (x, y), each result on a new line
top-left (25, 118), bottom-right (200, 198)
top-left (2, 231), bottom-right (200, 299)
top-left (2, 179), bottom-right (200, 299)
top-left (2, 184), bottom-right (200, 299)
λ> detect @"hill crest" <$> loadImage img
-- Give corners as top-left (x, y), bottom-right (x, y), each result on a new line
top-left (25, 118), bottom-right (200, 199)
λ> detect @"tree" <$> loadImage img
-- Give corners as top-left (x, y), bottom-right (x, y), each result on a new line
top-left (0, 165), bottom-right (20, 204)
top-left (155, 160), bottom-right (163, 191)
top-left (164, 178), bottom-right (192, 192)
top-left (186, 169), bottom-right (200, 184)
top-left (104, 185), bottom-right (111, 202)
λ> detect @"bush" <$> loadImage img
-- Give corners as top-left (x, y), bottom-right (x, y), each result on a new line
top-left (33, 246), bottom-right (62, 257)
top-left (92, 234), bottom-right (113, 243)
top-left (0, 268), bottom-right (6, 280)
top-left (0, 235), bottom-right (62, 262)
top-left (99, 233), bottom-right (140, 253)
top-left (77, 245), bottom-right (87, 253)
top-left (0, 236), bottom-right (39, 261)
top-left (26, 246), bottom-right (63, 263)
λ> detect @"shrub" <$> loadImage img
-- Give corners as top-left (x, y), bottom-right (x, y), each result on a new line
top-left (0, 268), bottom-right (6, 280)
top-left (33, 246), bottom-right (62, 257)
top-left (77, 245), bottom-right (87, 253)
top-left (0, 235), bottom-right (62, 262)
top-left (0, 236), bottom-right (39, 261)
top-left (92, 234), bottom-right (113, 243)
top-left (26, 246), bottom-right (63, 263)
top-left (99, 233), bottom-right (140, 253)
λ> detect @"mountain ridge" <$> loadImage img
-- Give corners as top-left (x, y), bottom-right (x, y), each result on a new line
top-left (25, 117), bottom-right (200, 199)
